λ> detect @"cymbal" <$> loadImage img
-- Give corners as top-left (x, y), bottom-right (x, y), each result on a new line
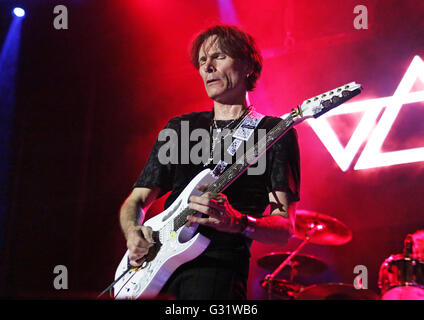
top-left (296, 283), bottom-right (379, 300)
top-left (293, 210), bottom-right (352, 245)
top-left (260, 279), bottom-right (304, 299)
top-left (257, 252), bottom-right (328, 275)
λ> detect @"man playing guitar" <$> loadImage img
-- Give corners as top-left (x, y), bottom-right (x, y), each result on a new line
top-left (118, 25), bottom-right (300, 299)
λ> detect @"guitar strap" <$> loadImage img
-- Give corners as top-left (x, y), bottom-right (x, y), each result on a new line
top-left (210, 107), bottom-right (264, 178)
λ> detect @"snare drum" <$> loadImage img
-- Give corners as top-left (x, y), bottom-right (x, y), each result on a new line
top-left (378, 254), bottom-right (424, 300)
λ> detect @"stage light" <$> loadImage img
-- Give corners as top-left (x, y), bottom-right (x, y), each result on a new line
top-left (217, 0), bottom-right (239, 24)
top-left (306, 55), bottom-right (424, 171)
top-left (13, 7), bottom-right (25, 18)
top-left (1, 5), bottom-right (24, 253)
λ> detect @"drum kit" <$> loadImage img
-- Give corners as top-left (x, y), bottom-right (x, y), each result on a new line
top-left (378, 254), bottom-right (424, 300)
top-left (258, 210), bottom-right (424, 300)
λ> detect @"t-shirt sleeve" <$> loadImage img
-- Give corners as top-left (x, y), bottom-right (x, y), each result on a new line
top-left (266, 128), bottom-right (301, 203)
top-left (132, 120), bottom-right (176, 197)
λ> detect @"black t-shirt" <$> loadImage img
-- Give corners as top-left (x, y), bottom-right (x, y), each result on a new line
top-left (133, 109), bottom-right (300, 275)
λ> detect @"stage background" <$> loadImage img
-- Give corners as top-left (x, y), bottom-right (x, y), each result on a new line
top-left (0, 0), bottom-right (423, 299)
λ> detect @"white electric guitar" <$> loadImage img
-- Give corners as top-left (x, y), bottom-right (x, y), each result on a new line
top-left (111, 82), bottom-right (362, 299)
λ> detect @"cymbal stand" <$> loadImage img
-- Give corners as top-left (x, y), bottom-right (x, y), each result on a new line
top-left (264, 227), bottom-right (317, 300)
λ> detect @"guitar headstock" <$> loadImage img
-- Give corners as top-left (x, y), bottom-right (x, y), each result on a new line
top-left (294, 82), bottom-right (362, 120)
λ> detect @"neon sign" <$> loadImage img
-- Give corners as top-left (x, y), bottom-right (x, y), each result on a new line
top-left (307, 55), bottom-right (424, 171)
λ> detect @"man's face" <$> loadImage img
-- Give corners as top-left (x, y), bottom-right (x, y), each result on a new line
top-left (198, 36), bottom-right (248, 103)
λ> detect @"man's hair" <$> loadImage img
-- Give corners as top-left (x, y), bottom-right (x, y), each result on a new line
top-left (190, 25), bottom-right (263, 92)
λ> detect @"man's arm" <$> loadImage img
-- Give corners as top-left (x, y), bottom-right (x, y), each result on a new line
top-left (119, 186), bottom-right (160, 238)
top-left (243, 190), bottom-right (296, 244)
top-left (187, 189), bottom-right (296, 245)
top-left (120, 186), bottom-right (161, 266)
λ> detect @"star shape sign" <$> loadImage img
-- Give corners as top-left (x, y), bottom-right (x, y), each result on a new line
top-left (306, 55), bottom-right (424, 171)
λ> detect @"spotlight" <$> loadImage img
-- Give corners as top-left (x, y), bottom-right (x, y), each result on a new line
top-left (13, 7), bottom-right (25, 18)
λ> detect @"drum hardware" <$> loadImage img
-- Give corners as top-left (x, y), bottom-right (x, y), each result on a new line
top-left (292, 210), bottom-right (353, 246)
top-left (257, 252), bottom-right (328, 278)
top-left (259, 279), bottom-right (304, 300)
top-left (258, 252), bottom-right (327, 299)
top-left (296, 283), bottom-right (379, 300)
top-left (262, 223), bottom-right (317, 299)
top-left (261, 210), bottom-right (352, 300)
top-left (378, 254), bottom-right (424, 300)
top-left (378, 231), bottom-right (424, 300)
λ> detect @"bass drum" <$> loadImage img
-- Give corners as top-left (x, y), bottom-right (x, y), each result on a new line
top-left (378, 254), bottom-right (424, 300)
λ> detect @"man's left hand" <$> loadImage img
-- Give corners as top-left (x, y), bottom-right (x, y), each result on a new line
top-left (187, 191), bottom-right (244, 234)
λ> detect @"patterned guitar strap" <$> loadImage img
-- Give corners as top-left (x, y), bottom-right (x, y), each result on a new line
top-left (209, 107), bottom-right (265, 178)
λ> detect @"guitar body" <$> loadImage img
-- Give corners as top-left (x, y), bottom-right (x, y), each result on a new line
top-left (113, 168), bottom-right (217, 299)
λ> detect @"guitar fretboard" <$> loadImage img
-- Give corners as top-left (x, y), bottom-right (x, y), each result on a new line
top-left (173, 114), bottom-right (295, 231)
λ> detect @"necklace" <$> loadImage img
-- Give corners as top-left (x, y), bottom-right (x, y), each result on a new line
top-left (212, 106), bottom-right (252, 131)
top-left (205, 106), bottom-right (253, 167)
top-left (213, 118), bottom-right (237, 133)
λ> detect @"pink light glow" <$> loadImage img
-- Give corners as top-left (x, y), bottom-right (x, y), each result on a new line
top-left (306, 55), bottom-right (424, 171)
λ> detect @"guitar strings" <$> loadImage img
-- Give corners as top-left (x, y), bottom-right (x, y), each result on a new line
top-left (172, 116), bottom-right (293, 231)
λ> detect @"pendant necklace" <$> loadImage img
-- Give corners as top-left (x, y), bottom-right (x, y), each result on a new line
top-left (205, 106), bottom-right (252, 167)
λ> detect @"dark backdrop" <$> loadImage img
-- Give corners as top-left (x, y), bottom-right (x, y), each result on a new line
top-left (0, 0), bottom-right (423, 299)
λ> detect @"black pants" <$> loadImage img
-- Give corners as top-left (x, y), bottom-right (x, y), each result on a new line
top-left (160, 256), bottom-right (248, 300)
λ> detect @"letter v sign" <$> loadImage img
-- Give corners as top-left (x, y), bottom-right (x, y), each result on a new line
top-left (306, 55), bottom-right (424, 171)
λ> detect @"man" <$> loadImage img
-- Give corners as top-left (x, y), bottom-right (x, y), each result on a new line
top-left (119, 25), bottom-right (300, 299)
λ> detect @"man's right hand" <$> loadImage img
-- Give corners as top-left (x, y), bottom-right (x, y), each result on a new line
top-left (126, 225), bottom-right (154, 267)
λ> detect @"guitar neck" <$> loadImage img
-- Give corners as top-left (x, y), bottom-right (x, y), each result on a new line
top-left (173, 113), bottom-right (297, 232)
top-left (207, 113), bottom-right (296, 194)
